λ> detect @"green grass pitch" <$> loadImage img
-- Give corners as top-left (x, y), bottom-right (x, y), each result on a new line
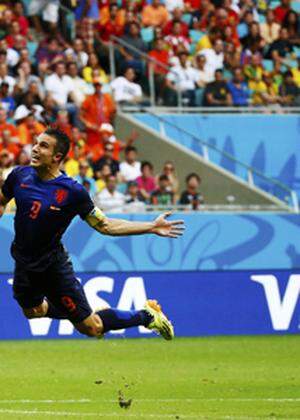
top-left (0, 336), bottom-right (299, 419)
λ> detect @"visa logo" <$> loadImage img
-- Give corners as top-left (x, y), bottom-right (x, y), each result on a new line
top-left (251, 274), bottom-right (300, 330)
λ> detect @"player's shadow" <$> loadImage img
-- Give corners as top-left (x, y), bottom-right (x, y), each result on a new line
top-left (286, 244), bottom-right (300, 268)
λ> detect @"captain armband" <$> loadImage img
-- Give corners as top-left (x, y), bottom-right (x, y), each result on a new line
top-left (85, 207), bottom-right (106, 227)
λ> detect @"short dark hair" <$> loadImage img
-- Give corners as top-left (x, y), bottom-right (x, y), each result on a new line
top-left (159, 174), bottom-right (169, 182)
top-left (141, 161), bottom-right (153, 171)
top-left (125, 146), bottom-right (137, 154)
top-left (186, 173), bottom-right (201, 183)
top-left (44, 127), bottom-right (70, 162)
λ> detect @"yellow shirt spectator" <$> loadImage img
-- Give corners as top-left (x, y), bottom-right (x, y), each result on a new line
top-left (292, 68), bottom-right (300, 87)
top-left (196, 35), bottom-right (212, 52)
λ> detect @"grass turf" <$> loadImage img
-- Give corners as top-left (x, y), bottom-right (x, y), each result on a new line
top-left (0, 336), bottom-right (299, 419)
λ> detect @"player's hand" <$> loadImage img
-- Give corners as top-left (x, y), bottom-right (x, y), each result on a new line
top-left (151, 211), bottom-right (185, 238)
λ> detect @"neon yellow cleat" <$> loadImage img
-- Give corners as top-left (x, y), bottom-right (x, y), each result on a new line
top-left (144, 299), bottom-right (174, 340)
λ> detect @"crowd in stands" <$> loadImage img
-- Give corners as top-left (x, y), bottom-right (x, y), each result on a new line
top-left (0, 0), bottom-right (299, 213)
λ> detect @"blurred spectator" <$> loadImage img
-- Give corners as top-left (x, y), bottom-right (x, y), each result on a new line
top-left (82, 52), bottom-right (109, 84)
top-left (267, 27), bottom-right (293, 62)
top-left (291, 59), bottom-right (300, 87)
top-left (36, 37), bottom-right (63, 65)
top-left (199, 39), bottom-right (224, 76)
top-left (136, 161), bottom-right (157, 202)
top-left (66, 62), bottom-right (90, 106)
top-left (14, 105), bottom-right (45, 146)
top-left (80, 78), bottom-right (116, 157)
top-left (110, 67), bottom-right (143, 105)
top-left (13, 2), bottom-right (29, 37)
top-left (260, 9), bottom-right (281, 44)
top-left (94, 174), bottom-right (125, 213)
top-left (163, 8), bottom-right (189, 36)
top-left (160, 160), bottom-right (179, 198)
top-left (28, 0), bottom-right (60, 34)
top-left (120, 146), bottom-right (141, 182)
top-left (259, 72), bottom-right (282, 106)
top-left (196, 28), bottom-right (221, 53)
top-left (0, 82), bottom-right (15, 115)
top-left (279, 71), bottom-right (300, 106)
top-left (203, 69), bottom-right (232, 106)
top-left (273, 0), bottom-right (292, 24)
top-left (227, 67), bottom-right (251, 106)
top-left (44, 61), bottom-right (79, 127)
top-left (165, 21), bottom-right (191, 54)
top-left (64, 38), bottom-right (88, 70)
top-left (120, 22), bottom-right (147, 74)
top-left (97, 3), bottom-right (125, 42)
top-left (179, 173), bottom-right (204, 210)
top-left (240, 22), bottom-right (265, 54)
top-left (151, 174), bottom-right (175, 205)
top-left (148, 39), bottom-right (170, 101)
top-left (16, 61), bottom-right (44, 100)
top-left (142, 0), bottom-right (169, 28)
top-left (0, 129), bottom-right (20, 159)
top-left (93, 141), bottom-right (120, 179)
top-left (165, 51), bottom-right (196, 106)
top-left (54, 110), bottom-right (73, 138)
top-left (282, 10), bottom-right (300, 45)
top-left (193, 54), bottom-right (213, 105)
top-left (124, 180), bottom-right (146, 212)
top-left (0, 64), bottom-right (16, 94)
top-left (0, 108), bottom-right (18, 140)
top-left (95, 163), bottom-right (111, 192)
top-left (74, 159), bottom-right (97, 194)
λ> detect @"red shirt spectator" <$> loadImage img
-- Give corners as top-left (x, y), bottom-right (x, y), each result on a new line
top-left (148, 39), bottom-right (170, 75)
top-left (13, 1), bottom-right (29, 36)
top-left (273, 0), bottom-right (291, 23)
top-left (163, 9), bottom-right (189, 36)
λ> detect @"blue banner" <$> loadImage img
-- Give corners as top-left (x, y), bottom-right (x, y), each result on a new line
top-left (1, 213), bottom-right (300, 273)
top-left (0, 270), bottom-right (299, 339)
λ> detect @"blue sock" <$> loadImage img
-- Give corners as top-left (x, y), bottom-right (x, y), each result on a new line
top-left (96, 308), bottom-right (153, 333)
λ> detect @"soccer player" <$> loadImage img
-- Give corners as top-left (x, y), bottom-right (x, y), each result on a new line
top-left (0, 129), bottom-right (184, 340)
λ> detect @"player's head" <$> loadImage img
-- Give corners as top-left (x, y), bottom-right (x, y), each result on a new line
top-left (31, 128), bottom-right (70, 170)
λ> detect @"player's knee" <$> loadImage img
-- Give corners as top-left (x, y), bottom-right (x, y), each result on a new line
top-left (75, 314), bottom-right (103, 337)
top-left (23, 303), bottom-right (47, 319)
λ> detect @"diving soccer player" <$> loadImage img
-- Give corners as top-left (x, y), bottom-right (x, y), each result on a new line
top-left (0, 129), bottom-right (184, 339)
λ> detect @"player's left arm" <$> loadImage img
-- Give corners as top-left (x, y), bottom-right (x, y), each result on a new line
top-left (85, 208), bottom-right (185, 238)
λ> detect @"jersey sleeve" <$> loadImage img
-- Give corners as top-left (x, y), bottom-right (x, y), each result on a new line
top-left (74, 183), bottom-right (96, 220)
top-left (1, 167), bottom-right (19, 200)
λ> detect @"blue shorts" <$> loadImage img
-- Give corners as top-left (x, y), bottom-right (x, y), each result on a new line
top-left (13, 250), bottom-right (92, 324)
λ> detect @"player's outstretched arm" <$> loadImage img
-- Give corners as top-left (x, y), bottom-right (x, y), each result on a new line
top-left (0, 191), bottom-right (10, 218)
top-left (85, 208), bottom-right (185, 238)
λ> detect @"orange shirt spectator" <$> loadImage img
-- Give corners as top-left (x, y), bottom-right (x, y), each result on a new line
top-left (0, 109), bottom-right (19, 140)
top-left (0, 121), bottom-right (18, 139)
top-left (142, 0), bottom-right (169, 27)
top-left (0, 142), bottom-right (20, 158)
top-left (99, 5), bottom-right (125, 26)
top-left (80, 81), bottom-right (116, 157)
top-left (17, 118), bottom-right (45, 145)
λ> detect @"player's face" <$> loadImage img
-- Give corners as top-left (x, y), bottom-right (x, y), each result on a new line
top-left (31, 134), bottom-right (60, 169)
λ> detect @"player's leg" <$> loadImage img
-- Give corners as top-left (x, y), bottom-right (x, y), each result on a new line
top-left (12, 263), bottom-right (47, 319)
top-left (45, 268), bottom-right (174, 339)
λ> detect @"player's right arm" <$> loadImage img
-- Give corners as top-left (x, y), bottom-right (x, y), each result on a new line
top-left (0, 167), bottom-right (19, 217)
top-left (0, 190), bottom-right (10, 217)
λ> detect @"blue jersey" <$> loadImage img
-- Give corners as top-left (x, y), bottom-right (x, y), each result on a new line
top-left (2, 166), bottom-right (95, 270)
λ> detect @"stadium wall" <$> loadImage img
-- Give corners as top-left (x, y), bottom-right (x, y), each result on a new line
top-left (133, 114), bottom-right (300, 196)
top-left (0, 213), bottom-right (299, 339)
